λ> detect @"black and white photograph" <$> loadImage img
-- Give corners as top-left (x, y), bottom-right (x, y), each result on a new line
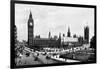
top-left (11, 0), bottom-right (96, 68)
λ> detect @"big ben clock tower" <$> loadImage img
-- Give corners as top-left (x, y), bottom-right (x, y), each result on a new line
top-left (28, 11), bottom-right (34, 48)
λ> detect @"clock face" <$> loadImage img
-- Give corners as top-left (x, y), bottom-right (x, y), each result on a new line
top-left (29, 22), bottom-right (33, 26)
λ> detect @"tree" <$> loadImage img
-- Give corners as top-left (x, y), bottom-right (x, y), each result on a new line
top-left (90, 35), bottom-right (96, 49)
top-left (89, 35), bottom-right (96, 62)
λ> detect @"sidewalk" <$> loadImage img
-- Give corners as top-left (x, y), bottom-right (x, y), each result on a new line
top-left (37, 54), bottom-right (59, 64)
top-left (50, 55), bottom-right (80, 63)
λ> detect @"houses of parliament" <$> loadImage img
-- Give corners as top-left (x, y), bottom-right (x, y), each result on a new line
top-left (27, 11), bottom-right (89, 49)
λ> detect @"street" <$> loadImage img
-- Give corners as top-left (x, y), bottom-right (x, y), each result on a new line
top-left (15, 51), bottom-right (60, 66)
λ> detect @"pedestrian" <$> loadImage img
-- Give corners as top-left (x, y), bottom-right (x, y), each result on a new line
top-left (37, 53), bottom-right (39, 56)
top-left (34, 56), bottom-right (38, 61)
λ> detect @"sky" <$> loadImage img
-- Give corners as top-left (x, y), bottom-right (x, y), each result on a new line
top-left (15, 4), bottom-right (94, 42)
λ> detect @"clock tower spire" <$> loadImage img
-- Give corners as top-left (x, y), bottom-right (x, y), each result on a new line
top-left (28, 11), bottom-right (34, 48)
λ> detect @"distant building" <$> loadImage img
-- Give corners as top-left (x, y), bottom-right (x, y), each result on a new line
top-left (27, 12), bottom-right (87, 49)
top-left (33, 38), bottom-right (59, 48)
top-left (61, 26), bottom-right (85, 48)
top-left (28, 11), bottom-right (34, 48)
top-left (84, 26), bottom-right (89, 43)
top-left (27, 12), bottom-right (60, 49)
top-left (61, 37), bottom-right (78, 45)
top-left (61, 27), bottom-right (79, 46)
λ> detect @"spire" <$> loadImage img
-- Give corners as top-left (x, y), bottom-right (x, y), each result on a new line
top-left (49, 31), bottom-right (51, 38)
top-left (84, 22), bottom-right (89, 29)
top-left (68, 26), bottom-right (70, 33)
top-left (86, 22), bottom-right (88, 26)
top-left (29, 11), bottom-right (32, 18)
top-left (84, 21), bottom-right (88, 28)
top-left (67, 26), bottom-right (71, 37)
top-left (59, 33), bottom-right (61, 39)
top-left (28, 10), bottom-right (33, 23)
